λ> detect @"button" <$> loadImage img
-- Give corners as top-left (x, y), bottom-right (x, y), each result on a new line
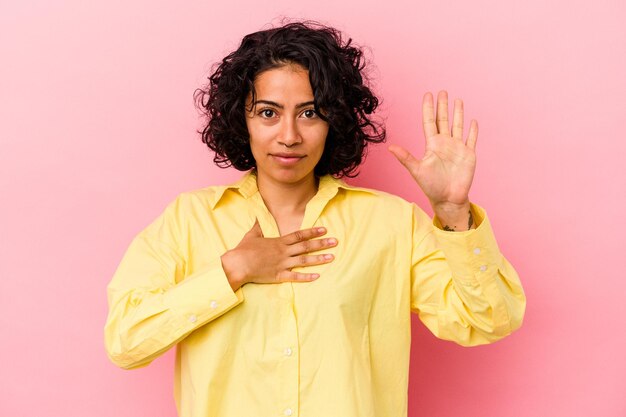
top-left (189, 315), bottom-right (197, 323)
top-left (479, 265), bottom-right (487, 272)
top-left (284, 347), bottom-right (293, 356)
top-left (473, 248), bottom-right (481, 255)
top-left (284, 408), bottom-right (293, 416)
top-left (209, 300), bottom-right (218, 309)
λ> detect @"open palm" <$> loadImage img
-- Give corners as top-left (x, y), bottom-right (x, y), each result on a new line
top-left (389, 90), bottom-right (478, 208)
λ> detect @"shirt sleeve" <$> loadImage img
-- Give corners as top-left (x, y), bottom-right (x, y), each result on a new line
top-left (104, 196), bottom-right (244, 370)
top-left (410, 202), bottom-right (526, 346)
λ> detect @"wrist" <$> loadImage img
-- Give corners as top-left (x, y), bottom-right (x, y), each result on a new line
top-left (432, 201), bottom-right (474, 231)
top-left (432, 200), bottom-right (470, 219)
top-left (220, 251), bottom-right (246, 292)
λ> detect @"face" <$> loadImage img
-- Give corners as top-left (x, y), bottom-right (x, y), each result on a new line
top-left (245, 64), bottom-right (329, 188)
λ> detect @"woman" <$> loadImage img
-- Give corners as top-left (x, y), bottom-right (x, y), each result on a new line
top-left (105, 21), bottom-right (526, 417)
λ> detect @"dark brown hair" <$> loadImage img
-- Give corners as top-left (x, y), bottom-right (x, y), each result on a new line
top-left (194, 21), bottom-right (385, 177)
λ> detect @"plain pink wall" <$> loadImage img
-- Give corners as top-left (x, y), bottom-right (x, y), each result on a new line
top-left (1, 1), bottom-right (624, 416)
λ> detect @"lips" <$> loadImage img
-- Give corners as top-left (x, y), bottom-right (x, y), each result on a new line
top-left (270, 153), bottom-right (305, 166)
top-left (271, 152), bottom-right (305, 158)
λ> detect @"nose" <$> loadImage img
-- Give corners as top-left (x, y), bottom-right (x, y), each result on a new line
top-left (277, 118), bottom-right (302, 147)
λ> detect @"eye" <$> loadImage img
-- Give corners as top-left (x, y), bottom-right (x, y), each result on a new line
top-left (301, 109), bottom-right (317, 119)
top-left (258, 108), bottom-right (276, 118)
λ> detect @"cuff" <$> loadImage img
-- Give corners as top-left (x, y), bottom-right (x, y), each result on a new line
top-left (431, 203), bottom-right (502, 283)
top-left (163, 256), bottom-right (244, 327)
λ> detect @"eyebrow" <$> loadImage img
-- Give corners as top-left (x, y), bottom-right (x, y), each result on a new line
top-left (253, 99), bottom-right (315, 109)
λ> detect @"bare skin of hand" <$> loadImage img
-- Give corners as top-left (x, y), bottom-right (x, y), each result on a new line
top-left (388, 90), bottom-right (478, 212)
top-left (388, 90), bottom-right (479, 230)
top-left (221, 220), bottom-right (338, 291)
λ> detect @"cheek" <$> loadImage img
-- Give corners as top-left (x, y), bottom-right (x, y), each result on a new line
top-left (316, 127), bottom-right (330, 154)
top-left (305, 123), bottom-right (328, 146)
top-left (248, 137), bottom-right (266, 161)
top-left (247, 124), bottom-right (270, 155)
top-left (247, 130), bottom-right (262, 160)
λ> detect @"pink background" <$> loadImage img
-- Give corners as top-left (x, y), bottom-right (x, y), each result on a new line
top-left (1, 1), bottom-right (624, 416)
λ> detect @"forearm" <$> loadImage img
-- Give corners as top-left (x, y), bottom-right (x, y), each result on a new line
top-left (104, 234), bottom-right (244, 369)
top-left (105, 259), bottom-right (243, 369)
top-left (411, 203), bottom-right (526, 346)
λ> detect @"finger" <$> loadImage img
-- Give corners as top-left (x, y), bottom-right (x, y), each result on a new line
top-left (282, 226), bottom-right (327, 245)
top-left (422, 92), bottom-right (437, 139)
top-left (285, 253), bottom-right (335, 270)
top-left (288, 237), bottom-right (338, 256)
top-left (276, 270), bottom-right (320, 283)
top-left (452, 98), bottom-right (464, 140)
top-left (388, 145), bottom-right (421, 177)
top-left (436, 90), bottom-right (450, 135)
top-left (466, 119), bottom-right (478, 150)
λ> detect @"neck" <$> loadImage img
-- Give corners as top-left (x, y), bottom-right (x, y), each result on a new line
top-left (255, 171), bottom-right (319, 215)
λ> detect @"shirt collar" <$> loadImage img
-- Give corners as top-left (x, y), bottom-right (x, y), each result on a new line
top-left (208, 170), bottom-right (375, 210)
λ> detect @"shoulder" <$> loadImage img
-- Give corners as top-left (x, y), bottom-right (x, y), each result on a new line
top-left (338, 181), bottom-right (413, 209)
top-left (147, 184), bottom-right (232, 231)
top-left (334, 180), bottom-right (421, 224)
top-left (335, 179), bottom-right (434, 226)
top-left (175, 184), bottom-right (231, 208)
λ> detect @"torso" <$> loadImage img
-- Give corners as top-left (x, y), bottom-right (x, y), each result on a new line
top-left (273, 211), bottom-right (306, 236)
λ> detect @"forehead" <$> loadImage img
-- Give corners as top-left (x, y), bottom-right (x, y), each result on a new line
top-left (252, 64), bottom-right (314, 100)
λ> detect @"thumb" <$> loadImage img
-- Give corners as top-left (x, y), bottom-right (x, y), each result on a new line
top-left (247, 218), bottom-right (264, 237)
top-left (388, 145), bottom-right (421, 175)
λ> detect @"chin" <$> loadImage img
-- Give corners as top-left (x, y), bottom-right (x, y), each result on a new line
top-left (274, 170), bottom-right (311, 184)
top-left (261, 166), bottom-right (315, 185)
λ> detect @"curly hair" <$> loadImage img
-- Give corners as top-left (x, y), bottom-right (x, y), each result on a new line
top-left (194, 21), bottom-right (385, 178)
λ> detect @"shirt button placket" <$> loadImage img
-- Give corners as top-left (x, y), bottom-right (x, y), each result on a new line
top-left (279, 283), bottom-right (299, 417)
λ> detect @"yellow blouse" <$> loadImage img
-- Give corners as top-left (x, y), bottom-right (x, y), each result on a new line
top-left (104, 171), bottom-right (526, 417)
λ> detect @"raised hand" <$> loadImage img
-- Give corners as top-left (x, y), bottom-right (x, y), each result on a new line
top-left (220, 220), bottom-right (337, 291)
top-left (388, 90), bottom-right (478, 211)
